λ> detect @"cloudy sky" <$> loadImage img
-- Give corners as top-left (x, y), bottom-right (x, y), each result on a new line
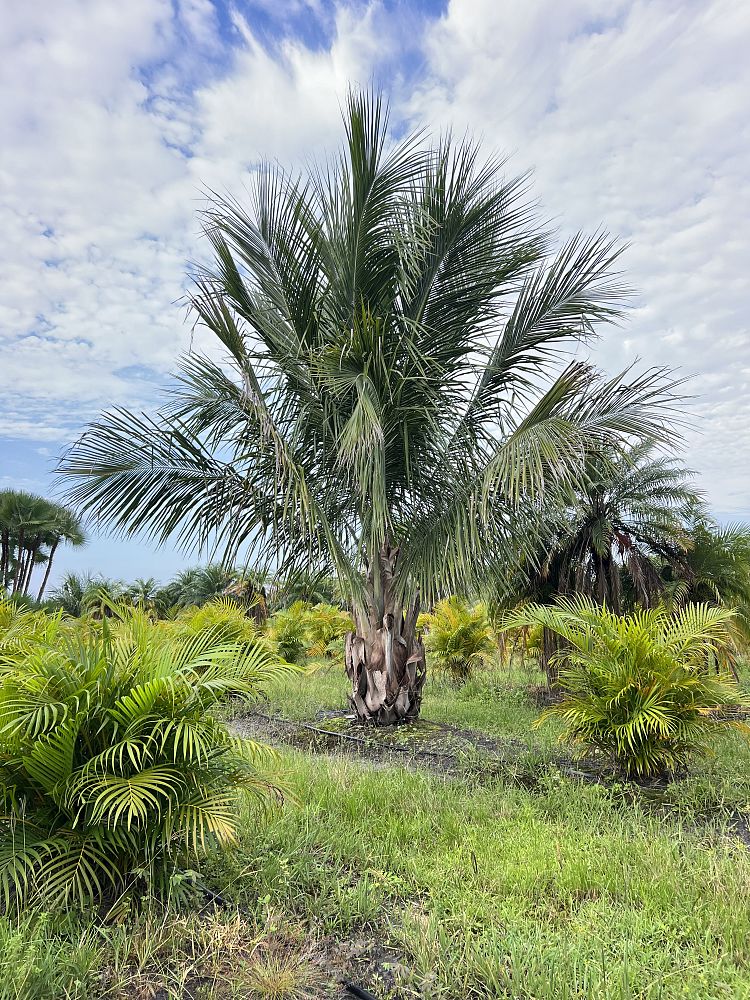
top-left (1, 0), bottom-right (749, 585)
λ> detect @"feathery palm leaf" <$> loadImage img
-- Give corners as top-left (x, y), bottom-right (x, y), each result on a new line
top-left (0, 600), bottom-right (289, 908)
top-left (57, 91), bottom-right (682, 722)
top-left (503, 597), bottom-right (746, 777)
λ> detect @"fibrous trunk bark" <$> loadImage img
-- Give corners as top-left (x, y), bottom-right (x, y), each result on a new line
top-left (345, 544), bottom-right (426, 725)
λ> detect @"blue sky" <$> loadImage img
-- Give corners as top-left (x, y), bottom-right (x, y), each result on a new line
top-left (2, 0), bottom-right (749, 587)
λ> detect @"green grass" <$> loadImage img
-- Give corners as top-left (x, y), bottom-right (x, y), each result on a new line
top-left (207, 748), bottom-right (750, 999)
top-left (4, 658), bottom-right (750, 998)
top-left (259, 655), bottom-right (554, 742)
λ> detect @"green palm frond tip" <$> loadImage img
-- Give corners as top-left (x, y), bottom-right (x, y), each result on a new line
top-left (502, 598), bottom-right (748, 779)
top-left (0, 599), bottom-right (291, 909)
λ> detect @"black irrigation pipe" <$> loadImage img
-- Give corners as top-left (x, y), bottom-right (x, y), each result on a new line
top-left (247, 710), bottom-right (513, 763)
top-left (343, 982), bottom-right (380, 1000)
top-left (246, 710), bottom-right (615, 786)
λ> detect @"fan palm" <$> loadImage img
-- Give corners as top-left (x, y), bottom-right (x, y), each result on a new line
top-left (34, 506), bottom-right (86, 602)
top-left (0, 491), bottom-right (53, 595)
top-left (58, 91), bottom-right (679, 724)
top-left (0, 492), bottom-right (85, 599)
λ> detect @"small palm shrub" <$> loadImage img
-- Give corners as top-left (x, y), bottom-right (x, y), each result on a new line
top-left (419, 597), bottom-right (495, 682)
top-left (267, 601), bottom-right (353, 664)
top-left (170, 598), bottom-right (267, 646)
top-left (0, 602), bottom-right (62, 660)
top-left (0, 603), bottom-right (289, 908)
top-left (267, 602), bottom-right (311, 663)
top-left (302, 603), bottom-right (353, 660)
top-left (504, 598), bottom-right (748, 778)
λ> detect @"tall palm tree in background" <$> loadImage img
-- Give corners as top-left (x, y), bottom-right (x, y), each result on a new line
top-left (0, 490), bottom-right (85, 598)
top-left (35, 505), bottom-right (86, 601)
top-left (663, 520), bottom-right (750, 636)
top-left (524, 441), bottom-right (697, 612)
top-left (495, 442), bottom-right (698, 681)
top-left (59, 91), bottom-right (679, 724)
top-left (1, 491), bottom-right (48, 592)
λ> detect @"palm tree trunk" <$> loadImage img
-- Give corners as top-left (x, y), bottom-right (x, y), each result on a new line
top-left (22, 538), bottom-right (40, 595)
top-left (540, 626), bottom-right (558, 688)
top-left (11, 528), bottom-right (25, 593)
top-left (37, 538), bottom-right (58, 601)
top-left (0, 529), bottom-right (9, 590)
top-left (345, 543), bottom-right (426, 725)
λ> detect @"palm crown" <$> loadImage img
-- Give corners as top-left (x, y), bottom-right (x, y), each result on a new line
top-left (60, 93), bottom-right (675, 598)
top-left (59, 92), bottom-right (679, 722)
top-left (0, 490), bottom-right (85, 600)
top-left (519, 440), bottom-right (698, 613)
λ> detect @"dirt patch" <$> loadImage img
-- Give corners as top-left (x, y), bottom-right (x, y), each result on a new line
top-left (230, 709), bottom-right (750, 825)
top-left (144, 906), bottom-right (407, 999)
top-left (230, 710), bottom-right (534, 781)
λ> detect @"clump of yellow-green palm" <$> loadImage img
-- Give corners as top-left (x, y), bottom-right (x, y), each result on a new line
top-left (0, 600), bottom-right (67, 662)
top-left (504, 597), bottom-right (748, 778)
top-left (419, 597), bottom-right (495, 682)
top-left (0, 601), bottom-right (291, 909)
top-left (169, 597), bottom-right (269, 646)
top-left (267, 602), bottom-right (353, 665)
top-left (303, 603), bottom-right (353, 660)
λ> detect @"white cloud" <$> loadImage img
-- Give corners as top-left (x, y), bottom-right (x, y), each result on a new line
top-left (177, 0), bottom-right (222, 51)
top-left (407, 0), bottom-right (750, 512)
top-left (0, 0), bottom-right (387, 443)
top-left (1, 0), bottom-right (748, 517)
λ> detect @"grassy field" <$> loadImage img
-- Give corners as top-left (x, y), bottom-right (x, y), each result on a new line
top-left (3, 661), bottom-right (750, 999)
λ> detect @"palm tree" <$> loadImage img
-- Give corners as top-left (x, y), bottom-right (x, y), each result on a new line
top-left (169, 565), bottom-right (240, 607)
top-left (419, 596), bottom-right (495, 683)
top-left (0, 490), bottom-right (52, 593)
top-left (124, 576), bottom-right (160, 608)
top-left (522, 441), bottom-right (696, 611)
top-left (676, 521), bottom-right (750, 608)
top-left (0, 491), bottom-right (85, 599)
top-left (58, 91), bottom-right (679, 724)
top-left (504, 597), bottom-right (743, 778)
top-left (494, 441), bottom-right (697, 682)
top-left (35, 505), bottom-right (86, 601)
top-left (271, 567), bottom-right (340, 609)
top-left (660, 520), bottom-right (750, 649)
top-left (48, 571), bottom-right (92, 616)
top-left (49, 572), bottom-right (124, 617)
